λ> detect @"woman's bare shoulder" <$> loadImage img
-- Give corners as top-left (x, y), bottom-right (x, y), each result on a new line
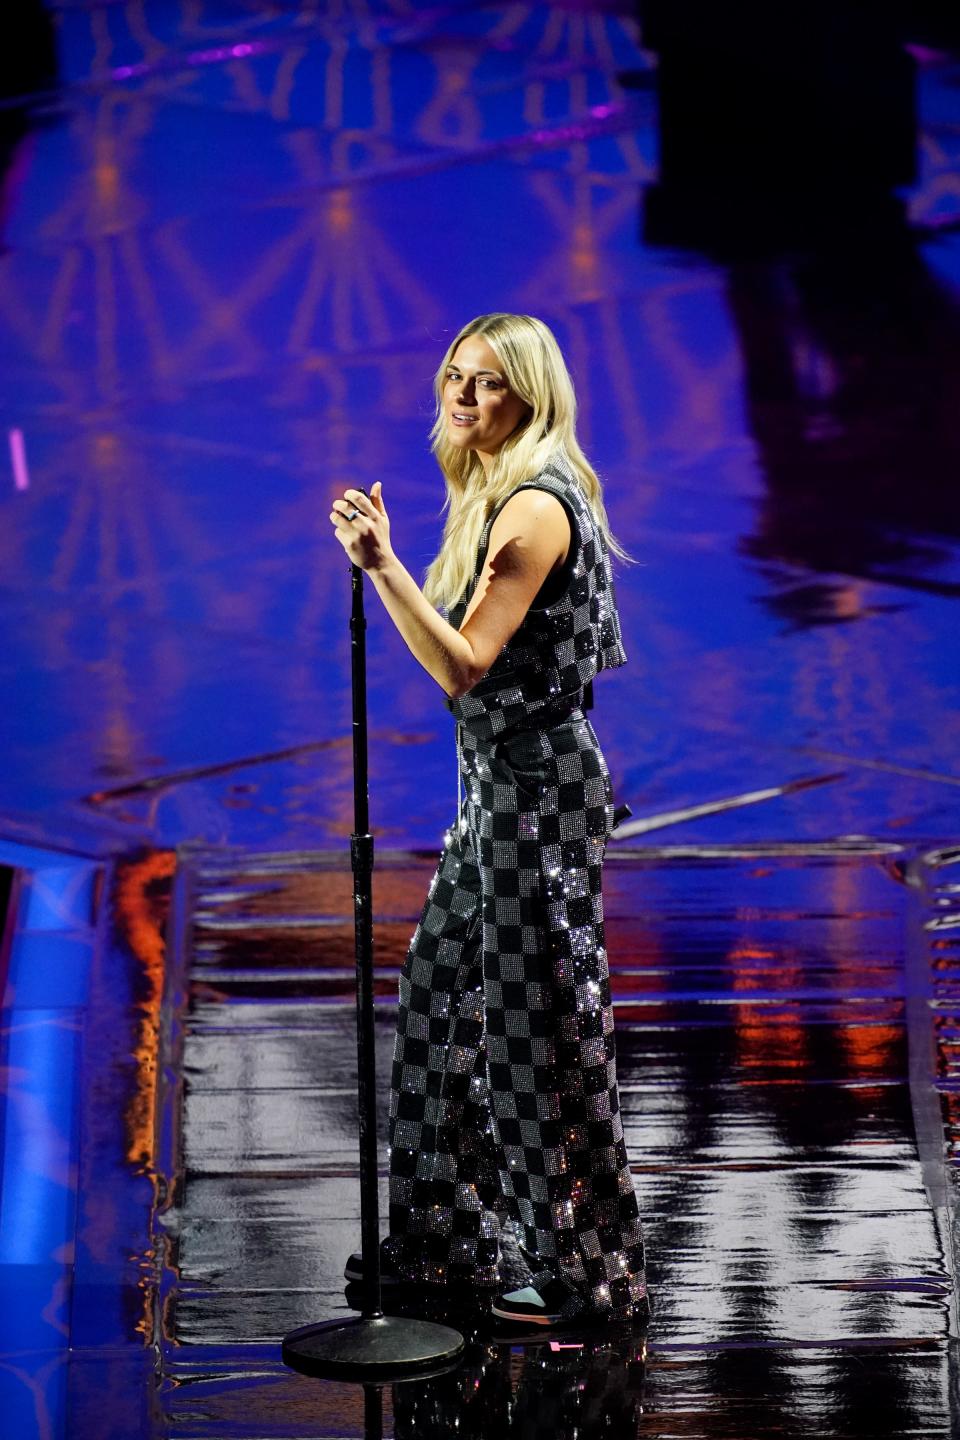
top-left (485, 486), bottom-right (570, 575)
top-left (490, 485), bottom-right (570, 536)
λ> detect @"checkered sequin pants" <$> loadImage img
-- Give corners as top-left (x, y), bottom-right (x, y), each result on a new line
top-left (386, 711), bottom-right (646, 1316)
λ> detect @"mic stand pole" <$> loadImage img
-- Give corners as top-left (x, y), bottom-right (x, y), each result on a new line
top-left (282, 559), bottom-right (464, 1380)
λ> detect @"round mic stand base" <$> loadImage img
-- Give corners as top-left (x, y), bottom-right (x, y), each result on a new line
top-left (282, 1312), bottom-right (464, 1382)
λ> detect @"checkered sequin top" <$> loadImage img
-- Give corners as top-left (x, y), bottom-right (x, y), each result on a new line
top-left (446, 453), bottom-right (627, 739)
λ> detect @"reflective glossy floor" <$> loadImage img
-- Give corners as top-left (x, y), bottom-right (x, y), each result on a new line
top-left (2, 1), bottom-right (960, 1436)
top-left (0, 0), bottom-right (958, 858)
top-left (3, 837), bottom-right (960, 1435)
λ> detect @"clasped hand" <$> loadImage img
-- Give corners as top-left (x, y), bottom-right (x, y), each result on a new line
top-left (329, 482), bottom-right (392, 571)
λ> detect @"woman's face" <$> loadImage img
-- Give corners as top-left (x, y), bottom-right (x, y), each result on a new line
top-left (442, 335), bottom-right (530, 468)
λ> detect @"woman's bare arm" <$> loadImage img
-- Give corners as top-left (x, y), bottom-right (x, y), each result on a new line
top-left (331, 482), bottom-right (570, 698)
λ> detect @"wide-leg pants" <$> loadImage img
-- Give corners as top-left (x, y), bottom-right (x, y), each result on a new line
top-left (386, 711), bottom-right (646, 1316)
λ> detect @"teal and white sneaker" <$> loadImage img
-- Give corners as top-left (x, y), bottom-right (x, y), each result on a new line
top-left (491, 1271), bottom-right (587, 1327)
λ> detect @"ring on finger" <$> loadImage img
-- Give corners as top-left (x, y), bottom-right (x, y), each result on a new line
top-left (344, 506), bottom-right (360, 521)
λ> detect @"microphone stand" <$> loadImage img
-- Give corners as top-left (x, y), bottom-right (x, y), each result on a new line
top-left (282, 557), bottom-right (465, 1380)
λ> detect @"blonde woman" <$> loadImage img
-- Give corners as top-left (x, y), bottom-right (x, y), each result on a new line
top-left (331, 313), bottom-right (648, 1331)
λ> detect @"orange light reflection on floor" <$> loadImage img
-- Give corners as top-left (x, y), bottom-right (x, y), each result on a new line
top-left (730, 938), bottom-right (809, 1072)
top-left (112, 850), bottom-right (176, 1169)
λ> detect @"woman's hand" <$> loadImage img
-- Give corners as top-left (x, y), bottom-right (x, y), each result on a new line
top-left (330, 482), bottom-right (393, 572)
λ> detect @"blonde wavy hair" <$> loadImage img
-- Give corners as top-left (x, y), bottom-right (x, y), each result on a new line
top-left (422, 313), bottom-right (628, 611)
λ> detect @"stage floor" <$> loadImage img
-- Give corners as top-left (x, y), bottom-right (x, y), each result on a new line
top-left (0, 0), bottom-right (958, 861)
top-left (2, 835), bottom-right (959, 1436)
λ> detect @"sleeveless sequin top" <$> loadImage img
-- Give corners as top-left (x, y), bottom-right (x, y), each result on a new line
top-left (445, 452), bottom-right (627, 739)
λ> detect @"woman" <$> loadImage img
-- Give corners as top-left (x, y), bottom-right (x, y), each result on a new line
top-left (330, 313), bottom-right (647, 1329)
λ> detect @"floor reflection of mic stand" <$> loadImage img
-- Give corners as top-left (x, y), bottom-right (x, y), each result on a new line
top-left (282, 553), bottom-right (464, 1380)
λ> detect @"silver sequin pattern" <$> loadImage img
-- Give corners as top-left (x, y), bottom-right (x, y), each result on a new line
top-left (445, 451), bottom-right (627, 739)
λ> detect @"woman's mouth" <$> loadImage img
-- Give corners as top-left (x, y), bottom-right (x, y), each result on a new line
top-left (450, 412), bottom-right (478, 427)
